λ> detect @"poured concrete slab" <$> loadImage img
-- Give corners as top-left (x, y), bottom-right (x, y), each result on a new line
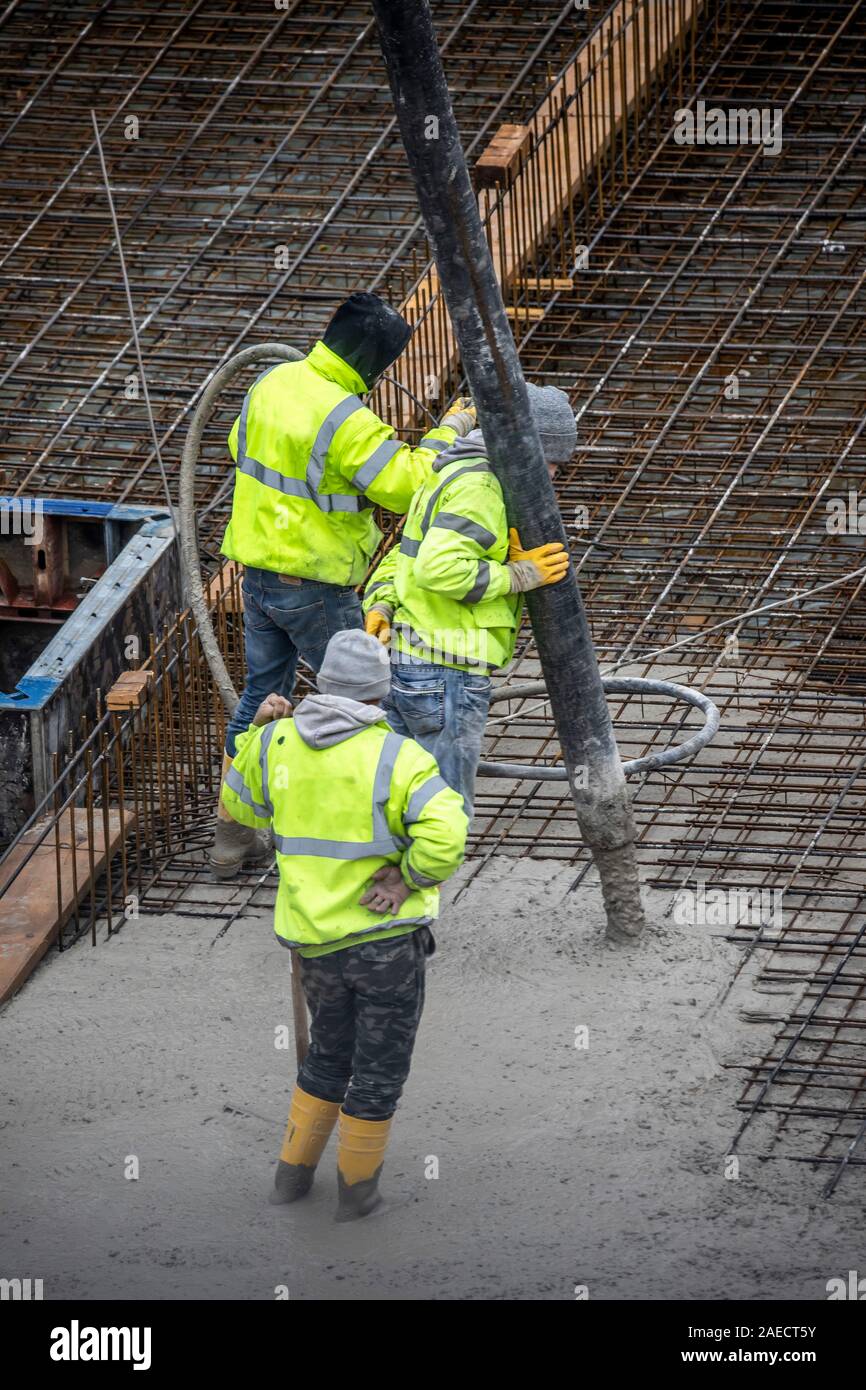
top-left (0, 857), bottom-right (860, 1300)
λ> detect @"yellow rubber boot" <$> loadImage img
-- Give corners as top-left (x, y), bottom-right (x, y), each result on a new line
top-left (270, 1086), bottom-right (341, 1205)
top-left (335, 1110), bottom-right (392, 1222)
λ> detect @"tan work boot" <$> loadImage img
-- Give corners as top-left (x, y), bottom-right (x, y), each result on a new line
top-left (335, 1110), bottom-right (392, 1222)
top-left (270, 1086), bottom-right (341, 1205)
top-left (209, 818), bottom-right (271, 879)
top-left (208, 752), bottom-right (271, 880)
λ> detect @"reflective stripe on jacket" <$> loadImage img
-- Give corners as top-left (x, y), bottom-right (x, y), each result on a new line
top-left (221, 716), bottom-right (468, 957)
top-left (362, 451), bottom-right (522, 673)
top-left (220, 339), bottom-right (456, 586)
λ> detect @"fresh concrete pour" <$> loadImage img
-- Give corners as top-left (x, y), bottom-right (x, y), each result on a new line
top-left (0, 858), bottom-right (861, 1300)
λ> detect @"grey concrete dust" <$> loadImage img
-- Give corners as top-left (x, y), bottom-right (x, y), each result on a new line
top-left (0, 857), bottom-right (861, 1300)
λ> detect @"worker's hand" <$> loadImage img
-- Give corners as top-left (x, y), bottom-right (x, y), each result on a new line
top-left (359, 865), bottom-right (411, 915)
top-left (440, 396), bottom-right (477, 437)
top-left (365, 604), bottom-right (393, 645)
top-left (506, 527), bottom-right (570, 592)
top-left (252, 692), bottom-right (293, 726)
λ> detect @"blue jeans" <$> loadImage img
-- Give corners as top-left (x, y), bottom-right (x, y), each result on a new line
top-left (225, 567), bottom-right (362, 756)
top-left (384, 657), bottom-right (491, 818)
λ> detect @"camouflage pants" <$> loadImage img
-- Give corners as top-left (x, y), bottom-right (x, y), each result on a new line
top-left (297, 928), bottom-right (432, 1121)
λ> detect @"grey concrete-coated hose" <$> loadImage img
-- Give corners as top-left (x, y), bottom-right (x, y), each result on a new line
top-left (480, 677), bottom-right (720, 780)
top-left (178, 343), bottom-right (303, 717)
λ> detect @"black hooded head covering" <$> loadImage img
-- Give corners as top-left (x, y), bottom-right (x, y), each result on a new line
top-left (321, 292), bottom-right (412, 389)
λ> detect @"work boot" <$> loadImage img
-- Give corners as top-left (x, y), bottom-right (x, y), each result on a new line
top-left (270, 1087), bottom-right (341, 1205)
top-left (208, 817), bottom-right (271, 880)
top-left (208, 751), bottom-right (272, 880)
top-left (335, 1110), bottom-right (392, 1222)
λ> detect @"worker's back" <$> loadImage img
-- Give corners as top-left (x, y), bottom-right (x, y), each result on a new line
top-left (390, 443), bottom-right (521, 672)
top-left (222, 695), bottom-right (467, 956)
top-left (221, 344), bottom-right (380, 585)
top-left (221, 339), bottom-right (459, 587)
top-left (221, 626), bottom-right (471, 1219)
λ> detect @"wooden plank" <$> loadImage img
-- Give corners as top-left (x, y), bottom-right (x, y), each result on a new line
top-left (475, 122), bottom-right (531, 186)
top-left (529, 277), bottom-right (575, 292)
top-left (0, 809), bottom-right (131, 1002)
top-left (206, 559), bottom-right (244, 613)
top-left (105, 670), bottom-right (152, 711)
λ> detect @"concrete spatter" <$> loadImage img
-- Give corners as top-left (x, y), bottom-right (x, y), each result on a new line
top-left (592, 842), bottom-right (645, 942)
top-left (0, 857), bottom-right (861, 1301)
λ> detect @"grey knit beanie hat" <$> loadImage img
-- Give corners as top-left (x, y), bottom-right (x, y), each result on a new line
top-left (317, 630), bottom-right (392, 702)
top-left (526, 382), bottom-right (577, 464)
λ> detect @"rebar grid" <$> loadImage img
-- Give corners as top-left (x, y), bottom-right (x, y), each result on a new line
top-left (474, 0), bottom-right (866, 1189)
top-left (2, 1), bottom-right (865, 1190)
top-left (0, 0), bottom-right (583, 549)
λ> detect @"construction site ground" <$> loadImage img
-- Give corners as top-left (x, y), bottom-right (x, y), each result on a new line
top-left (1, 0), bottom-right (864, 1309)
top-left (1, 856), bottom-right (860, 1302)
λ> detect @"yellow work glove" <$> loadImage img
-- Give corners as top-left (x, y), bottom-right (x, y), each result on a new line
top-left (440, 396), bottom-right (477, 437)
top-left (506, 527), bottom-right (570, 592)
top-left (365, 604), bottom-right (393, 645)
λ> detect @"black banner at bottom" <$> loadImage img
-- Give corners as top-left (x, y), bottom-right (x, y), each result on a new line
top-left (3, 1297), bottom-right (862, 1375)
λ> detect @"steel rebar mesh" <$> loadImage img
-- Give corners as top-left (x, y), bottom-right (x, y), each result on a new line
top-left (2, 0), bottom-right (865, 1190)
top-left (0, 0), bottom-right (584, 558)
top-left (480, 0), bottom-right (866, 1190)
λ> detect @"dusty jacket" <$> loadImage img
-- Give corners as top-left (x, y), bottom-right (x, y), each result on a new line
top-left (222, 695), bottom-right (468, 957)
top-left (362, 432), bottom-right (522, 672)
top-left (221, 340), bottom-right (458, 585)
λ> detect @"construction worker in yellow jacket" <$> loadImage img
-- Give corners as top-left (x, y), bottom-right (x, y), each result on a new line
top-left (210, 291), bottom-right (476, 879)
top-left (221, 629), bottom-right (467, 1221)
top-left (362, 383), bottom-right (577, 817)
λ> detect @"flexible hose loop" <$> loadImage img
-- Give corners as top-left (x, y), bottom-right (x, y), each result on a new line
top-left (178, 344), bottom-right (303, 717)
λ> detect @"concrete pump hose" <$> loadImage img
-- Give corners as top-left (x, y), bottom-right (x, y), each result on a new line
top-left (481, 676), bottom-right (720, 779)
top-left (178, 343), bottom-right (303, 718)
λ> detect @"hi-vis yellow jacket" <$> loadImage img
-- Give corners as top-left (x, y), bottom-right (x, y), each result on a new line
top-left (221, 714), bottom-right (468, 957)
top-left (362, 448), bottom-right (522, 673)
top-left (220, 340), bottom-right (457, 586)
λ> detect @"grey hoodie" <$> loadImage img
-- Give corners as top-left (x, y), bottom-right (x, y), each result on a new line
top-left (292, 693), bottom-right (386, 749)
top-left (432, 426), bottom-right (488, 472)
